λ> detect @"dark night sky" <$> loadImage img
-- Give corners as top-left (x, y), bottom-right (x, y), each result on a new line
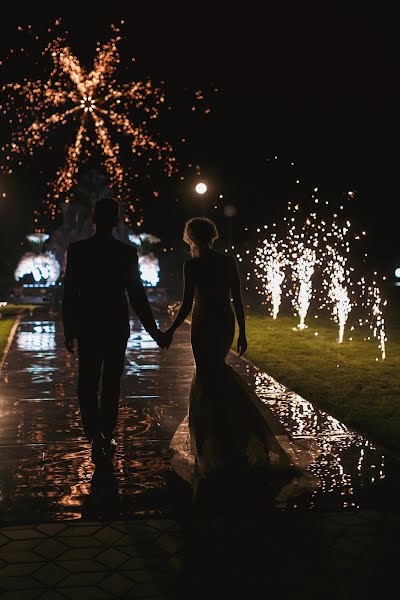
top-left (0, 6), bottom-right (398, 285)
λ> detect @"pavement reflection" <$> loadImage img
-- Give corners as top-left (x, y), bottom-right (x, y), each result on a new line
top-left (0, 318), bottom-right (191, 522)
top-left (226, 358), bottom-right (397, 510)
top-left (0, 318), bottom-right (398, 522)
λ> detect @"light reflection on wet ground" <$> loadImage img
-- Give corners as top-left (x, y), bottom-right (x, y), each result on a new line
top-left (0, 318), bottom-right (398, 522)
top-left (0, 318), bottom-right (192, 522)
top-left (227, 355), bottom-right (398, 511)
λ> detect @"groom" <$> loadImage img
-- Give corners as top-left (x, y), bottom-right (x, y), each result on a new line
top-left (62, 197), bottom-right (167, 463)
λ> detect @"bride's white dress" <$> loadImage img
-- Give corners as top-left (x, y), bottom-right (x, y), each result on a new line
top-left (169, 251), bottom-right (318, 499)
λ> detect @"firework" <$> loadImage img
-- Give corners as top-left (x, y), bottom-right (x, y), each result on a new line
top-left (291, 246), bottom-right (316, 329)
top-left (254, 236), bottom-right (286, 319)
top-left (369, 284), bottom-right (387, 360)
top-left (1, 24), bottom-right (176, 215)
top-left (250, 183), bottom-right (387, 357)
top-left (326, 251), bottom-right (352, 344)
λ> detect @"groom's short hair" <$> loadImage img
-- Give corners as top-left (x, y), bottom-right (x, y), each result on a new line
top-left (93, 197), bottom-right (119, 224)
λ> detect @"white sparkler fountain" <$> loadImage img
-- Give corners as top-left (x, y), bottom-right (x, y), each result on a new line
top-left (291, 247), bottom-right (316, 329)
top-left (251, 200), bottom-right (387, 359)
top-left (253, 203), bottom-right (388, 360)
top-left (328, 258), bottom-right (352, 344)
top-left (254, 238), bottom-right (286, 319)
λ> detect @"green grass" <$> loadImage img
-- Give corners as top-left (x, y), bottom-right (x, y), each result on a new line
top-left (0, 318), bottom-right (15, 359)
top-left (0, 303), bottom-right (38, 317)
top-left (238, 309), bottom-right (400, 454)
top-left (0, 305), bottom-right (39, 360)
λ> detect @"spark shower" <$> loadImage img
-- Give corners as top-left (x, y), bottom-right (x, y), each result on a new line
top-left (253, 199), bottom-right (387, 359)
top-left (0, 22), bottom-right (176, 221)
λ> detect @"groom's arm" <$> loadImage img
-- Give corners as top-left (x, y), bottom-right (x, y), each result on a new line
top-left (62, 243), bottom-right (79, 351)
top-left (126, 247), bottom-right (160, 341)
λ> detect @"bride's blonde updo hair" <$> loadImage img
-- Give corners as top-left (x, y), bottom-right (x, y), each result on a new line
top-left (183, 217), bottom-right (219, 257)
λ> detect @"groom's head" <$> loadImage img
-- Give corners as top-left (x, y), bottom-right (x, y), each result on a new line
top-left (93, 198), bottom-right (120, 233)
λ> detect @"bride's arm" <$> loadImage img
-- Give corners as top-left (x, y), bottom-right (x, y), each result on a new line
top-left (169, 261), bottom-right (195, 332)
top-left (231, 257), bottom-right (247, 355)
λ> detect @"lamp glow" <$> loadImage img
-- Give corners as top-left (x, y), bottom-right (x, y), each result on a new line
top-left (195, 182), bottom-right (207, 195)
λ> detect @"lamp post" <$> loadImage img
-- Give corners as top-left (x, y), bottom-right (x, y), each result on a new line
top-left (195, 182), bottom-right (208, 215)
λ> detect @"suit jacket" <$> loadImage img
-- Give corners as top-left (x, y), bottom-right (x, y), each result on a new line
top-left (62, 235), bottom-right (157, 340)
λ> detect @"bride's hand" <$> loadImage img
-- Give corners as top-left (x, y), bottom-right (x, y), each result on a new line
top-left (237, 332), bottom-right (247, 356)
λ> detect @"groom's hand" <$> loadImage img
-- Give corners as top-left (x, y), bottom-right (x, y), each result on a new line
top-left (154, 329), bottom-right (173, 349)
top-left (152, 329), bottom-right (167, 349)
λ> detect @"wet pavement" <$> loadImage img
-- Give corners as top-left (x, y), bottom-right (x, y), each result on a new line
top-left (0, 317), bottom-right (398, 524)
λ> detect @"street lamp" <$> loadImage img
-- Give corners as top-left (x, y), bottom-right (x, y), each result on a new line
top-left (195, 182), bottom-right (207, 195)
top-left (195, 182), bottom-right (208, 215)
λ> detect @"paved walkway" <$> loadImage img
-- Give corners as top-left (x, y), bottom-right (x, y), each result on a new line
top-left (0, 316), bottom-right (399, 598)
top-left (0, 317), bottom-right (193, 522)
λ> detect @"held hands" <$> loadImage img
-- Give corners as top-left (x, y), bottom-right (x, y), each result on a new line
top-left (154, 328), bottom-right (174, 349)
top-left (237, 331), bottom-right (247, 356)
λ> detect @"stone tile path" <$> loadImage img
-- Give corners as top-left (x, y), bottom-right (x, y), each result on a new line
top-left (0, 318), bottom-right (193, 522)
top-left (0, 519), bottom-right (184, 598)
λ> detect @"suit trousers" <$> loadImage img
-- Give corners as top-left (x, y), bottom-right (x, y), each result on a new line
top-left (77, 334), bottom-right (128, 442)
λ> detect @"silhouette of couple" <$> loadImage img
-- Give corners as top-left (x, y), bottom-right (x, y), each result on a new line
top-left (63, 198), bottom-right (296, 478)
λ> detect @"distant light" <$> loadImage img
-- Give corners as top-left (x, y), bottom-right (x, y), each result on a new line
top-left (224, 204), bottom-right (236, 217)
top-left (139, 254), bottom-right (159, 287)
top-left (15, 252), bottom-right (60, 286)
top-left (195, 182), bottom-right (207, 195)
top-left (395, 267), bottom-right (400, 279)
top-left (26, 233), bottom-right (49, 245)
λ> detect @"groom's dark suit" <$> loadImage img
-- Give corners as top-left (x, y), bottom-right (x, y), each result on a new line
top-left (62, 234), bottom-right (158, 442)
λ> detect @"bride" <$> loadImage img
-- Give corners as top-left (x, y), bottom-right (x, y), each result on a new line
top-left (165, 217), bottom-right (304, 494)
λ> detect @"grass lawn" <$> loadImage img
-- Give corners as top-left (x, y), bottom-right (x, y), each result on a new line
top-left (0, 304), bottom-right (38, 359)
top-left (238, 303), bottom-right (400, 454)
top-left (0, 318), bottom-right (16, 359)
